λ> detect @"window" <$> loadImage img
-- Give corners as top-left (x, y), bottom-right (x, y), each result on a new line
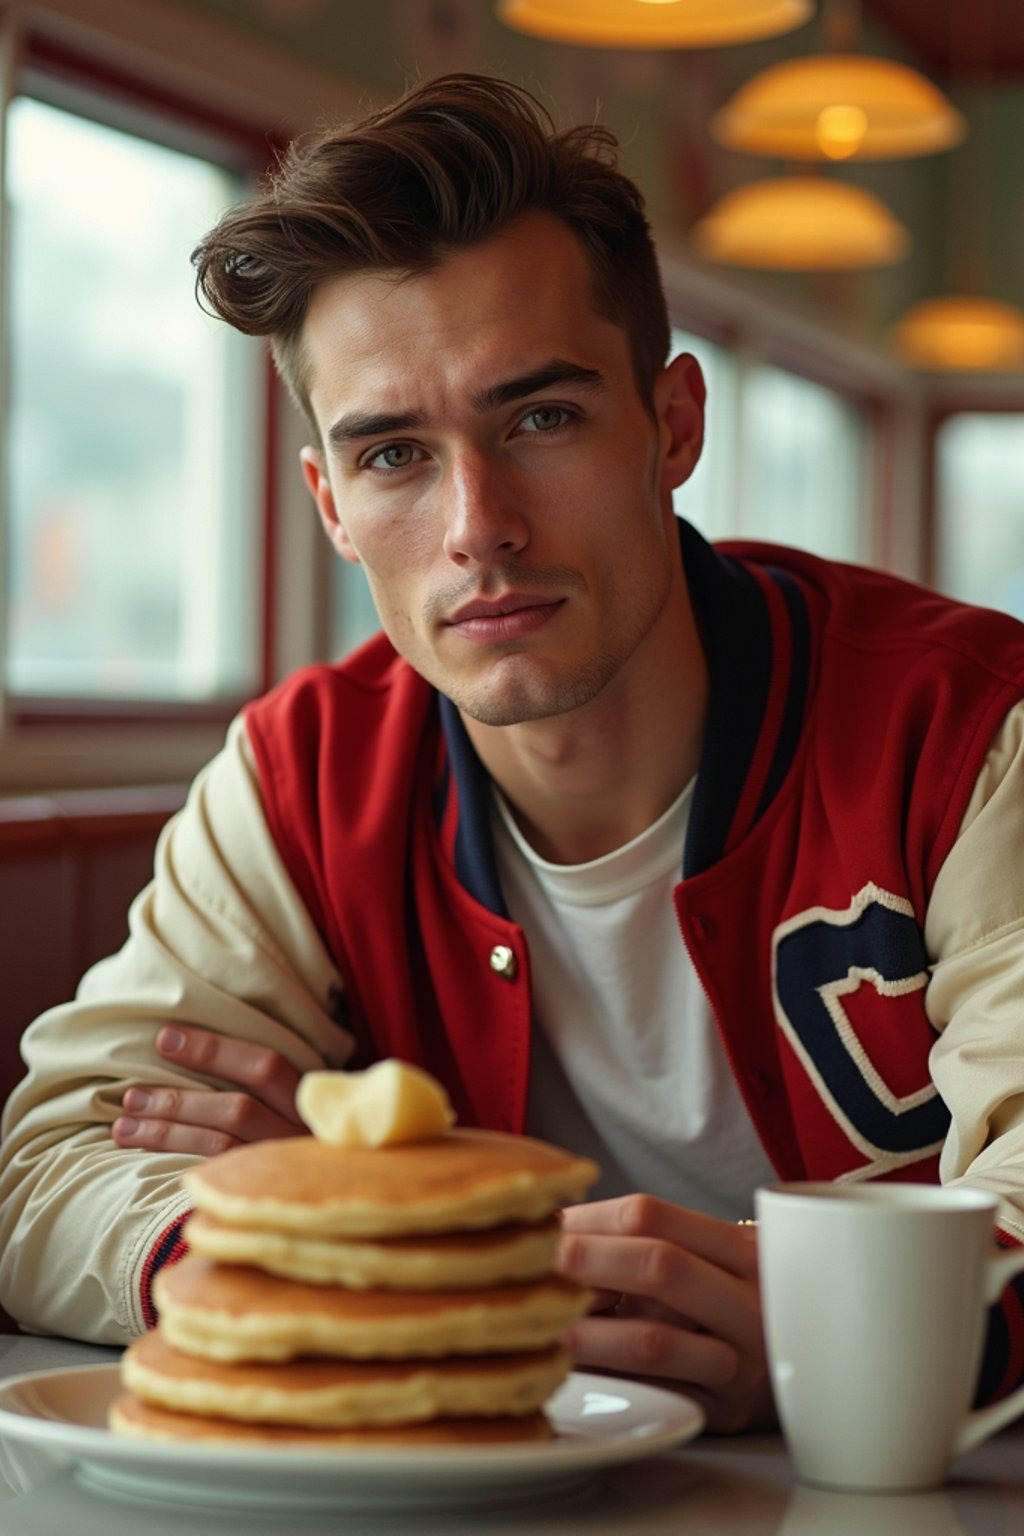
top-left (740, 364), bottom-right (867, 563)
top-left (332, 559), bottom-right (379, 662)
top-left (671, 332), bottom-right (869, 562)
top-left (4, 92), bottom-right (262, 702)
top-left (935, 413), bottom-right (1024, 620)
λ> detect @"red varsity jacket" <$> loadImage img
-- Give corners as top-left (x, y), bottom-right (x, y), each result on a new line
top-left (244, 520), bottom-right (1024, 1401)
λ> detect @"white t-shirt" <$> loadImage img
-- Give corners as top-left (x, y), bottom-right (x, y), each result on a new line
top-left (491, 781), bottom-right (777, 1217)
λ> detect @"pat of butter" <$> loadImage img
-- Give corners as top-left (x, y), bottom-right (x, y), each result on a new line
top-left (296, 1061), bottom-right (456, 1147)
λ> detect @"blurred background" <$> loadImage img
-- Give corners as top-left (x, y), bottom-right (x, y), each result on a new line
top-left (0, 0), bottom-right (1022, 793)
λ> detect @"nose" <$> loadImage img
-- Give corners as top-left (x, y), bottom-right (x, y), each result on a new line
top-left (441, 448), bottom-right (528, 567)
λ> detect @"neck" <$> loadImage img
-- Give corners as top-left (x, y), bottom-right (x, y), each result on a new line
top-left (462, 587), bottom-right (708, 866)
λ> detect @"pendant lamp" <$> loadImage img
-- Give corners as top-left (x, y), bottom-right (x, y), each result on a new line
top-left (711, 55), bottom-right (965, 161)
top-left (891, 298), bottom-right (1024, 372)
top-left (890, 0), bottom-right (1023, 372)
top-left (495, 0), bottom-right (814, 49)
top-left (691, 174), bottom-right (909, 270)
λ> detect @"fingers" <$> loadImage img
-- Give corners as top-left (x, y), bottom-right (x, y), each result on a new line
top-left (112, 1082), bottom-right (304, 1153)
top-left (555, 1193), bottom-right (774, 1432)
top-left (111, 1024), bottom-right (308, 1156)
top-left (560, 1194), bottom-right (759, 1280)
top-left (562, 1297), bottom-right (775, 1434)
top-left (156, 1025), bottom-right (304, 1125)
top-left (558, 1196), bottom-right (761, 1349)
top-left (112, 1112), bottom-right (240, 1159)
top-left (562, 1310), bottom-right (738, 1391)
top-left (559, 1226), bottom-right (762, 1360)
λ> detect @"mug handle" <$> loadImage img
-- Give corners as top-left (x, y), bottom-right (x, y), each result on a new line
top-left (956, 1246), bottom-right (1024, 1456)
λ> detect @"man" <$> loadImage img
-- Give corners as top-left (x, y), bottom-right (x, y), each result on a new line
top-left (3, 73), bottom-right (1024, 1435)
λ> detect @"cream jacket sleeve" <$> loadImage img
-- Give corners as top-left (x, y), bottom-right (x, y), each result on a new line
top-left (927, 698), bottom-right (1024, 1244)
top-left (0, 716), bottom-right (353, 1344)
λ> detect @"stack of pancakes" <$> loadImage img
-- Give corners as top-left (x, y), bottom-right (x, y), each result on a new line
top-left (110, 1127), bottom-right (597, 1447)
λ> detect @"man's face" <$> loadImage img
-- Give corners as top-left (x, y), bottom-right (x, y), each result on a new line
top-left (301, 211), bottom-right (703, 727)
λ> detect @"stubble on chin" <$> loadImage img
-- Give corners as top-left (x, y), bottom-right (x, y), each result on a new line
top-left (442, 649), bottom-right (621, 728)
top-left (408, 562), bottom-right (595, 725)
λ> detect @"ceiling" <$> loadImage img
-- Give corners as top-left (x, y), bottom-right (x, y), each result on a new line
top-left (862, 0), bottom-right (1024, 79)
top-left (177, 1), bottom-right (1024, 88)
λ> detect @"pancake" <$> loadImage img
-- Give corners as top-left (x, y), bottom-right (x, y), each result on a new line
top-left (109, 1393), bottom-right (553, 1446)
top-left (155, 1256), bottom-right (590, 1362)
top-left (123, 1330), bottom-right (570, 1427)
top-left (183, 1129), bottom-right (597, 1238)
top-left (113, 1071), bottom-right (600, 1452)
top-left (184, 1212), bottom-right (561, 1289)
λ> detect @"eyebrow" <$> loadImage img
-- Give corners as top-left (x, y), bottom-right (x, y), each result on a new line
top-left (326, 358), bottom-right (607, 452)
top-left (327, 409), bottom-right (425, 451)
top-left (470, 359), bottom-right (607, 412)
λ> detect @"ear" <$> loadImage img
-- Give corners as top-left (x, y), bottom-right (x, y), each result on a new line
top-left (300, 446), bottom-right (361, 564)
top-left (654, 352), bottom-right (706, 494)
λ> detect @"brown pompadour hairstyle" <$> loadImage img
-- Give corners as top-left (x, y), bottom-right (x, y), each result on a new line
top-left (192, 72), bottom-right (670, 433)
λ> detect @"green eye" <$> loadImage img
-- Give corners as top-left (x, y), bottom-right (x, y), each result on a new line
top-left (525, 405), bottom-right (566, 432)
top-left (377, 443), bottom-right (415, 468)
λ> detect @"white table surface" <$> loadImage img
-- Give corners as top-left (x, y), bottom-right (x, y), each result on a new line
top-left (0, 1334), bottom-right (1022, 1535)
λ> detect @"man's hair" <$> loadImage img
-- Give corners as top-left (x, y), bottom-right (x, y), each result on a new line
top-left (193, 73), bottom-right (670, 432)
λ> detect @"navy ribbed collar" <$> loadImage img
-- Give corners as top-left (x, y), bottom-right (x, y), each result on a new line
top-left (438, 519), bottom-right (811, 915)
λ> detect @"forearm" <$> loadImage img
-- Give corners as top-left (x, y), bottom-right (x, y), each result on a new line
top-left (0, 717), bottom-right (351, 1341)
top-left (0, 1118), bottom-right (194, 1343)
top-left (0, 961), bottom-right (335, 1342)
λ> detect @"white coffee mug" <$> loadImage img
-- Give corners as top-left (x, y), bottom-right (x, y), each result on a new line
top-left (756, 1182), bottom-right (1024, 1492)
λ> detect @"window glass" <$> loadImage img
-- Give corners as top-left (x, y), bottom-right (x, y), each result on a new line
top-left (333, 560), bottom-right (380, 660)
top-left (935, 414), bottom-right (1024, 620)
top-left (5, 95), bottom-right (260, 699)
top-left (741, 365), bottom-right (867, 562)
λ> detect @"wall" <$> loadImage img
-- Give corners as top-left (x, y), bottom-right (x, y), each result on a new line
top-left (0, 785), bottom-right (185, 1108)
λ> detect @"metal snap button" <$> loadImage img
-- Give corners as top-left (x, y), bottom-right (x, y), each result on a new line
top-left (489, 944), bottom-right (517, 980)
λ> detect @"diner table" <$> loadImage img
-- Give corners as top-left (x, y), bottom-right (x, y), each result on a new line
top-left (0, 1333), bottom-right (1021, 1536)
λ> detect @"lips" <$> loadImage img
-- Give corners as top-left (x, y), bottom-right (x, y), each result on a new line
top-left (445, 593), bottom-right (565, 643)
top-left (448, 594), bottom-right (552, 624)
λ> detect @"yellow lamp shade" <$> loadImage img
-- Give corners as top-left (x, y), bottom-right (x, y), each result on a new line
top-left (711, 55), bottom-right (965, 160)
top-left (496, 0), bottom-right (814, 49)
top-left (891, 297), bottom-right (1024, 371)
top-left (692, 175), bottom-right (910, 269)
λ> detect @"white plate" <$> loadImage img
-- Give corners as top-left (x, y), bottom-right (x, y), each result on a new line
top-left (0, 1364), bottom-right (703, 1513)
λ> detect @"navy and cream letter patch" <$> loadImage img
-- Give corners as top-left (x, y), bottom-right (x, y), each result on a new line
top-left (772, 883), bottom-right (950, 1173)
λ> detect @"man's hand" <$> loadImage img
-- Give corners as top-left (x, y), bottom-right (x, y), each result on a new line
top-left (556, 1194), bottom-right (774, 1435)
top-left (112, 1024), bottom-right (306, 1157)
